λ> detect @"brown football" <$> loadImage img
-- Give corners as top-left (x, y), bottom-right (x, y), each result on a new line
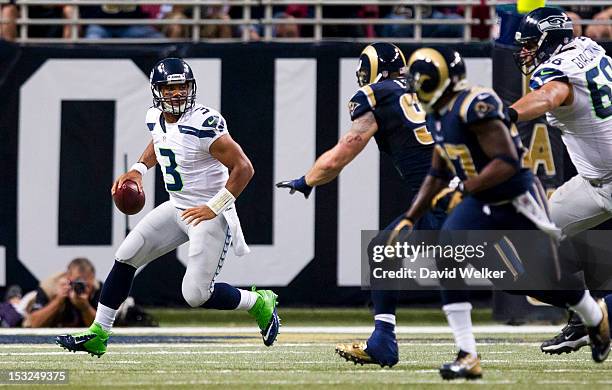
top-left (113, 180), bottom-right (145, 215)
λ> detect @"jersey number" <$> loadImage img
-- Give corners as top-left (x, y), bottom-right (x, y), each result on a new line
top-left (438, 144), bottom-right (477, 178)
top-left (159, 148), bottom-right (183, 192)
top-left (399, 94), bottom-right (434, 145)
top-left (586, 56), bottom-right (612, 119)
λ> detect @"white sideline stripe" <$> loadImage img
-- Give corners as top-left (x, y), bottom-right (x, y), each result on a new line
top-left (0, 342), bottom-right (542, 349)
top-left (0, 351), bottom-right (310, 356)
top-left (0, 325), bottom-right (563, 336)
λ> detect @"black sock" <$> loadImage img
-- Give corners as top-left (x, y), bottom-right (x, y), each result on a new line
top-left (201, 282), bottom-right (241, 310)
top-left (99, 260), bottom-right (137, 310)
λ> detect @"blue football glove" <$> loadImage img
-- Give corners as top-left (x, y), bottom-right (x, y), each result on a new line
top-left (275, 176), bottom-right (313, 199)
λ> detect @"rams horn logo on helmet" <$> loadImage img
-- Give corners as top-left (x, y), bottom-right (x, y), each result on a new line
top-left (537, 15), bottom-right (571, 32)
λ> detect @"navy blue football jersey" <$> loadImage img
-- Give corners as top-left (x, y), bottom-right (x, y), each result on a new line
top-left (431, 86), bottom-right (533, 202)
top-left (348, 78), bottom-right (434, 192)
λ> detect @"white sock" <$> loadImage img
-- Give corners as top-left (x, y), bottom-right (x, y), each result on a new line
top-left (236, 289), bottom-right (259, 310)
top-left (374, 314), bottom-right (396, 326)
top-left (95, 303), bottom-right (118, 332)
top-left (570, 291), bottom-right (603, 327)
top-left (443, 302), bottom-right (477, 356)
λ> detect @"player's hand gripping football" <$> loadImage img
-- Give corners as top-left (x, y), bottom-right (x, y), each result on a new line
top-left (275, 176), bottom-right (313, 199)
top-left (182, 205), bottom-right (217, 226)
top-left (111, 169), bottom-right (144, 196)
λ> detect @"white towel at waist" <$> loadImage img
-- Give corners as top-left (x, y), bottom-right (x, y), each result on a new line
top-left (222, 206), bottom-right (250, 256)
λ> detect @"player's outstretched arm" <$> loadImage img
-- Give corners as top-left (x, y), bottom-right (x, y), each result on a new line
top-left (111, 140), bottom-right (157, 195)
top-left (509, 80), bottom-right (572, 122)
top-left (306, 112), bottom-right (377, 185)
top-left (276, 111), bottom-right (378, 198)
top-left (463, 119), bottom-right (519, 194)
top-left (182, 134), bottom-right (254, 226)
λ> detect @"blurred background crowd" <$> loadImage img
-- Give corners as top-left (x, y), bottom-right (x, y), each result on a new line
top-left (0, 2), bottom-right (610, 42)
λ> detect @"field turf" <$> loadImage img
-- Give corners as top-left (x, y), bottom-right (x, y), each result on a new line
top-left (1, 309), bottom-right (610, 389)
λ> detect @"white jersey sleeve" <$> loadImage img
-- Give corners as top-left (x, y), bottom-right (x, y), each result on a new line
top-left (529, 37), bottom-right (612, 181)
top-left (180, 105), bottom-right (229, 152)
top-left (145, 106), bottom-right (162, 132)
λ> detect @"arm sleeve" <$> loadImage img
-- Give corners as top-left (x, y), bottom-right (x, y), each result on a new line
top-left (348, 86), bottom-right (377, 121)
top-left (196, 110), bottom-right (229, 152)
top-left (530, 67), bottom-right (569, 91)
top-left (460, 89), bottom-right (506, 125)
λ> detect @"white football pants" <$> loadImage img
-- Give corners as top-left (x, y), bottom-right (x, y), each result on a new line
top-left (549, 175), bottom-right (612, 236)
top-left (114, 201), bottom-right (232, 307)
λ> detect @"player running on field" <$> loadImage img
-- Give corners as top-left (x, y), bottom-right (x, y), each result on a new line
top-left (404, 46), bottom-right (610, 379)
top-left (277, 42), bottom-right (469, 368)
top-left (508, 7), bottom-right (612, 355)
top-left (56, 58), bottom-right (280, 357)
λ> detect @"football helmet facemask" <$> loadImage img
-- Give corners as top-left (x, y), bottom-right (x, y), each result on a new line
top-left (150, 57), bottom-right (197, 116)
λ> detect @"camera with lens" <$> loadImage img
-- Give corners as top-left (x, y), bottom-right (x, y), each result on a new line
top-left (70, 279), bottom-right (86, 295)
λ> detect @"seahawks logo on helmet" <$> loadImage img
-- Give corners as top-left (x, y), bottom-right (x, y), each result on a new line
top-left (537, 15), bottom-right (572, 33)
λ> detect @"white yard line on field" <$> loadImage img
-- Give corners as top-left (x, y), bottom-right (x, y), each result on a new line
top-left (0, 325), bottom-right (562, 336)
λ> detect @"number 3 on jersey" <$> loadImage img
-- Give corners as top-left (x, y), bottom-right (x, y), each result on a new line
top-left (158, 148), bottom-right (183, 191)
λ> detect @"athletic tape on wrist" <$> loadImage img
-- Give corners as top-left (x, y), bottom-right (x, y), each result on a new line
top-left (206, 188), bottom-right (236, 215)
top-left (130, 162), bottom-right (148, 176)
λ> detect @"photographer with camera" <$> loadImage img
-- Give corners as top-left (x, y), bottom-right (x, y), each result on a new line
top-left (25, 258), bottom-right (101, 328)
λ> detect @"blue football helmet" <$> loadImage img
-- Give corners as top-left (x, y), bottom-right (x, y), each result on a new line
top-left (514, 7), bottom-right (574, 75)
top-left (150, 58), bottom-right (197, 115)
top-left (407, 47), bottom-right (467, 112)
top-left (356, 42), bottom-right (406, 87)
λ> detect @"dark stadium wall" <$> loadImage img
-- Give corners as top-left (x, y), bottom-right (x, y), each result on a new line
top-left (0, 42), bottom-right (609, 306)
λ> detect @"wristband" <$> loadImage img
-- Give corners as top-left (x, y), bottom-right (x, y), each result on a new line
top-left (206, 187), bottom-right (236, 215)
top-left (130, 162), bottom-right (148, 176)
top-left (507, 107), bottom-right (518, 123)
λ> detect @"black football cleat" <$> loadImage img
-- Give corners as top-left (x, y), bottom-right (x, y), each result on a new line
top-left (587, 299), bottom-right (610, 363)
top-left (541, 312), bottom-right (589, 355)
top-left (439, 350), bottom-right (482, 380)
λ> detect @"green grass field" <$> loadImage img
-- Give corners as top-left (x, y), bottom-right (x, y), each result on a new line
top-left (0, 309), bottom-right (610, 389)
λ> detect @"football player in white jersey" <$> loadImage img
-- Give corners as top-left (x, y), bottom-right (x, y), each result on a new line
top-left (509, 7), bottom-right (612, 355)
top-left (56, 58), bottom-right (280, 357)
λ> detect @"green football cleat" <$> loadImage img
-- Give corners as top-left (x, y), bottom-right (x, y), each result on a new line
top-left (55, 322), bottom-right (109, 358)
top-left (248, 287), bottom-right (280, 346)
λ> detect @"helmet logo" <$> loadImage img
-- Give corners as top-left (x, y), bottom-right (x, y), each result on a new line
top-left (537, 15), bottom-right (571, 32)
